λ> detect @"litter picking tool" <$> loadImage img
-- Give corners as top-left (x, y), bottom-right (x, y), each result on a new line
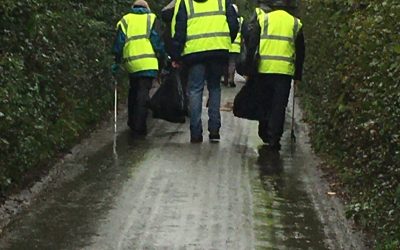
top-left (291, 82), bottom-right (296, 143)
top-left (114, 76), bottom-right (118, 133)
top-left (113, 75), bottom-right (118, 158)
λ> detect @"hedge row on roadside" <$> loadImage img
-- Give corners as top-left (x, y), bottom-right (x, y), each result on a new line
top-left (0, 0), bottom-right (164, 194)
top-left (300, 1), bottom-right (400, 248)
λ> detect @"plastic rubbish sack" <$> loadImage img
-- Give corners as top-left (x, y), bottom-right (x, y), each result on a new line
top-left (233, 77), bottom-right (263, 121)
top-left (236, 42), bottom-right (260, 77)
top-left (149, 68), bottom-right (186, 123)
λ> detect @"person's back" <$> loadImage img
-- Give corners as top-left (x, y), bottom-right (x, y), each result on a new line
top-left (170, 0), bottom-right (238, 65)
top-left (257, 9), bottom-right (301, 76)
top-left (118, 11), bottom-right (158, 74)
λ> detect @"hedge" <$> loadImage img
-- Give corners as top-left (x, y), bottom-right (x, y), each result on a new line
top-left (0, 0), bottom-right (166, 194)
top-left (2, 0), bottom-right (398, 247)
top-left (300, 0), bottom-right (400, 248)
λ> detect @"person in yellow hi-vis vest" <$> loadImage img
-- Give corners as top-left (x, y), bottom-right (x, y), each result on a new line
top-left (170, 0), bottom-right (239, 143)
top-left (243, 0), bottom-right (305, 150)
top-left (112, 0), bottom-right (164, 136)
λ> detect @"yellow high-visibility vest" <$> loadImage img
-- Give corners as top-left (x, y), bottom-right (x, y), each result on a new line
top-left (172, 0), bottom-right (231, 56)
top-left (229, 16), bottom-right (243, 54)
top-left (257, 9), bottom-right (302, 76)
top-left (117, 13), bottom-right (158, 73)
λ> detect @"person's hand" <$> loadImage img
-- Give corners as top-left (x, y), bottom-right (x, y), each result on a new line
top-left (111, 63), bottom-right (119, 75)
top-left (294, 80), bottom-right (301, 85)
top-left (171, 61), bottom-right (181, 69)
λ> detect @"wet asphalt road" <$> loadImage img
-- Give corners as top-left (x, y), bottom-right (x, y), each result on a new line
top-left (0, 76), bottom-right (364, 249)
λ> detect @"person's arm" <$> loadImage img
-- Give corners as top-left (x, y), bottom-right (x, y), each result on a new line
top-left (161, 0), bottom-right (175, 22)
top-left (112, 26), bottom-right (126, 64)
top-left (294, 28), bottom-right (305, 81)
top-left (226, 0), bottom-right (239, 43)
top-left (244, 11), bottom-right (261, 61)
top-left (171, 0), bottom-right (187, 62)
top-left (150, 18), bottom-right (165, 56)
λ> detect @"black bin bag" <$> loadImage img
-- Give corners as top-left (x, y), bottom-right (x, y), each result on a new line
top-left (236, 42), bottom-right (260, 77)
top-left (149, 68), bottom-right (186, 123)
top-left (233, 77), bottom-right (263, 121)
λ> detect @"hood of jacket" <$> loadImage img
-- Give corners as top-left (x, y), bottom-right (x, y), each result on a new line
top-left (130, 6), bottom-right (151, 14)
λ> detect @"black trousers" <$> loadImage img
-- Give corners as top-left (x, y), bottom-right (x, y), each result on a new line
top-left (256, 74), bottom-right (292, 145)
top-left (127, 76), bottom-right (153, 133)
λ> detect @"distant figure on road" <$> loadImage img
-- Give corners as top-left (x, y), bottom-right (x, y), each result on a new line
top-left (170, 0), bottom-right (239, 143)
top-left (243, 0), bottom-right (305, 150)
top-left (112, 0), bottom-right (164, 136)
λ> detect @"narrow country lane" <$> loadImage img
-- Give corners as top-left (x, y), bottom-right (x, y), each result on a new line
top-left (0, 76), bottom-right (365, 249)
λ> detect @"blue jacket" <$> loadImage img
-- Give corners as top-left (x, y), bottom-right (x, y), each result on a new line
top-left (171, 0), bottom-right (239, 65)
top-left (113, 7), bottom-right (165, 78)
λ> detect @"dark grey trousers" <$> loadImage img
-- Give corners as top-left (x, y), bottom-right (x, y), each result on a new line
top-left (127, 76), bottom-right (153, 133)
top-left (256, 74), bottom-right (292, 145)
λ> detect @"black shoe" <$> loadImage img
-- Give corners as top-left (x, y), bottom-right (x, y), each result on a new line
top-left (229, 81), bottom-right (236, 88)
top-left (127, 121), bottom-right (134, 130)
top-left (190, 136), bottom-right (203, 143)
top-left (257, 145), bottom-right (283, 175)
top-left (130, 127), bottom-right (147, 137)
top-left (209, 132), bottom-right (220, 143)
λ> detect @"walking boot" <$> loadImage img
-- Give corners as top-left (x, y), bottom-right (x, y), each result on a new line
top-left (190, 135), bottom-right (203, 143)
top-left (209, 131), bottom-right (220, 143)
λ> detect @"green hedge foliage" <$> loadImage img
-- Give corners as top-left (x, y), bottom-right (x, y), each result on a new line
top-left (301, 0), bottom-right (400, 248)
top-left (0, 0), bottom-right (161, 193)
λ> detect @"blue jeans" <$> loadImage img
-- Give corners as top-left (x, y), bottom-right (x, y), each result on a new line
top-left (188, 61), bottom-right (224, 138)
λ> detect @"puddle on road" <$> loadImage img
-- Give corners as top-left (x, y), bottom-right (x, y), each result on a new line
top-left (248, 144), bottom-right (328, 249)
top-left (0, 130), bottom-right (152, 250)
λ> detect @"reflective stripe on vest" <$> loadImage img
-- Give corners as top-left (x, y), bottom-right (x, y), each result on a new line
top-left (117, 13), bottom-right (158, 73)
top-left (257, 9), bottom-right (302, 76)
top-left (174, 0), bottom-right (231, 56)
top-left (229, 16), bottom-right (243, 53)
